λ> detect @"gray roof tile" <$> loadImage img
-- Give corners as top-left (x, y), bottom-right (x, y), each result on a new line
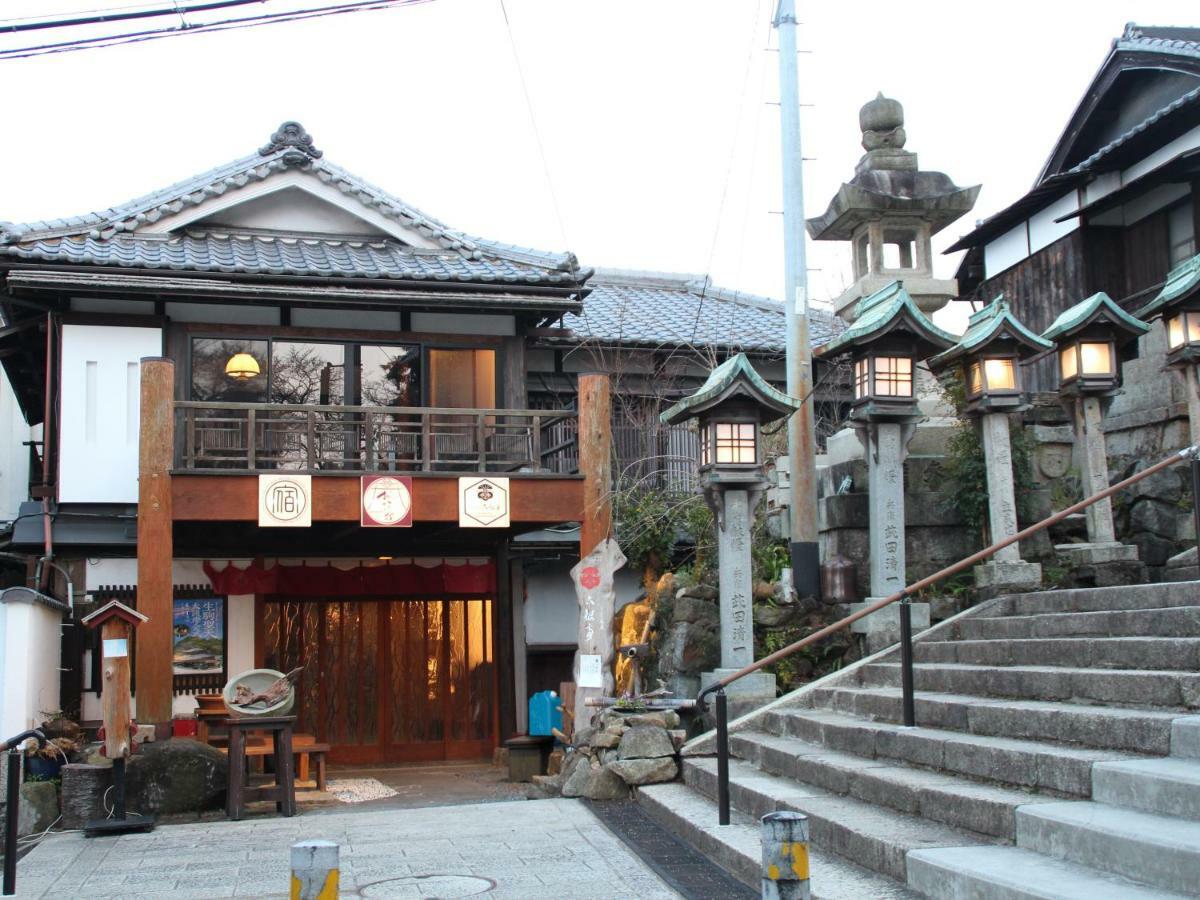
top-left (562, 269), bottom-right (840, 354)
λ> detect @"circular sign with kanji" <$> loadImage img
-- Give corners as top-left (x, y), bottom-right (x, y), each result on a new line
top-left (361, 475), bottom-right (414, 528)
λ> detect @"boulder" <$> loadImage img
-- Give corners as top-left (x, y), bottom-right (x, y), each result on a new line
top-left (754, 602), bottom-right (798, 627)
top-left (667, 621), bottom-right (720, 675)
top-left (676, 584), bottom-right (717, 602)
top-left (672, 595), bottom-right (719, 625)
top-left (60, 763), bottom-right (112, 829)
top-left (18, 781), bottom-right (58, 837)
top-left (125, 739), bottom-right (227, 815)
top-left (573, 725), bottom-right (596, 747)
top-left (582, 764), bottom-right (630, 800)
top-left (607, 757), bottom-right (678, 786)
top-left (1130, 498), bottom-right (1183, 540)
top-left (590, 732), bottom-right (620, 749)
top-left (617, 726), bottom-right (674, 760)
top-left (560, 754), bottom-right (591, 798)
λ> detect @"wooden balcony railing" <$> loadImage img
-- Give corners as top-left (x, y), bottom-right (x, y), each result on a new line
top-left (174, 401), bottom-right (579, 475)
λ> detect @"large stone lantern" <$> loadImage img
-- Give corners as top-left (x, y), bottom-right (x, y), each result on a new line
top-left (1042, 292), bottom-right (1149, 570)
top-left (661, 354), bottom-right (801, 701)
top-left (1137, 253), bottom-right (1200, 445)
top-left (815, 282), bottom-right (955, 645)
top-left (928, 295), bottom-right (1051, 597)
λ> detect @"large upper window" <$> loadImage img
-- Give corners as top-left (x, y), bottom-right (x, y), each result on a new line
top-left (191, 338), bottom-right (269, 403)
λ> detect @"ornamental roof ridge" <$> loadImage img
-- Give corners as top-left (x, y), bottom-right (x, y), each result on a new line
top-left (1138, 251), bottom-right (1200, 320)
top-left (1042, 291), bottom-right (1150, 342)
top-left (816, 280), bottom-right (956, 358)
top-left (659, 352), bottom-right (801, 425)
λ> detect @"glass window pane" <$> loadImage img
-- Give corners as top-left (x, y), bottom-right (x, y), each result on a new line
top-left (854, 358), bottom-right (869, 399)
top-left (874, 356), bottom-right (913, 397)
top-left (1060, 345), bottom-right (1078, 381)
top-left (1187, 313), bottom-right (1200, 345)
top-left (270, 342), bottom-right (345, 405)
top-left (983, 358), bottom-right (1016, 391)
top-left (428, 349), bottom-right (495, 409)
top-left (1080, 342), bottom-right (1112, 375)
top-left (360, 345), bottom-right (421, 406)
top-left (967, 362), bottom-right (982, 395)
top-left (191, 338), bottom-right (268, 402)
top-left (1169, 315), bottom-right (1185, 349)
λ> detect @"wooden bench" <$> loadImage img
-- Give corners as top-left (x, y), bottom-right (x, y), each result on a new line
top-left (222, 736), bottom-right (329, 792)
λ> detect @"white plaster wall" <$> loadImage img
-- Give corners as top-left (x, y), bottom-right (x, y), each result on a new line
top-left (983, 221), bottom-right (1030, 280)
top-left (59, 324), bottom-right (164, 504)
top-left (0, 601), bottom-right (63, 736)
top-left (1123, 123), bottom-right (1200, 185)
top-left (1028, 191), bottom-right (1080, 254)
top-left (201, 187), bottom-right (389, 236)
top-left (1122, 183), bottom-right (1191, 226)
top-left (0, 369), bottom-right (31, 524)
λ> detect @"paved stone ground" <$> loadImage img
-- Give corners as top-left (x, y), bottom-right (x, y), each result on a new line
top-left (10, 798), bottom-right (681, 899)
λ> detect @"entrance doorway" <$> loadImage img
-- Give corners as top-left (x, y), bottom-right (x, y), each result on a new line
top-left (259, 598), bottom-right (497, 763)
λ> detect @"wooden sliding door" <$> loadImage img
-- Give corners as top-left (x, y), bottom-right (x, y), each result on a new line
top-left (260, 597), bottom-right (497, 763)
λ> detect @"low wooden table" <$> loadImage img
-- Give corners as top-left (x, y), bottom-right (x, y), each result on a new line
top-left (223, 716), bottom-right (296, 820)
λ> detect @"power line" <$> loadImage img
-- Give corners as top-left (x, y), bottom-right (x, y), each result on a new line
top-left (0, 0), bottom-right (432, 61)
top-left (0, 0), bottom-right (266, 35)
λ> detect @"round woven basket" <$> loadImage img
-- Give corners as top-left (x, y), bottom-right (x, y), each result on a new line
top-left (222, 668), bottom-right (295, 718)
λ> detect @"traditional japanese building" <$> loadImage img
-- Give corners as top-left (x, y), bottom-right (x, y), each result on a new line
top-left (0, 122), bottom-right (842, 756)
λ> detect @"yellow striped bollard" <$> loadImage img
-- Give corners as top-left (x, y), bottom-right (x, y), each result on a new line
top-left (290, 839), bottom-right (339, 900)
top-left (761, 811), bottom-right (810, 900)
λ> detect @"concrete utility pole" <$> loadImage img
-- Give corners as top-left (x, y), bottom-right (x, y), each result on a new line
top-left (774, 0), bottom-right (820, 598)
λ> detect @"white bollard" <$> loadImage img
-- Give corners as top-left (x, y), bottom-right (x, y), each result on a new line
top-left (291, 839), bottom-right (339, 900)
top-left (761, 811), bottom-right (810, 900)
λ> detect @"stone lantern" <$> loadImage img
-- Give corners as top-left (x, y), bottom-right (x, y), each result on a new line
top-left (807, 93), bottom-right (980, 325)
top-left (928, 295), bottom-right (1051, 597)
top-left (1137, 253), bottom-right (1200, 445)
top-left (815, 282), bottom-right (955, 645)
top-left (1042, 292), bottom-right (1149, 571)
top-left (661, 354), bottom-right (801, 701)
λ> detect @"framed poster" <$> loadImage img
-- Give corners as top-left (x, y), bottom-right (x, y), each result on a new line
top-left (361, 475), bottom-right (413, 527)
top-left (173, 596), bottom-right (226, 685)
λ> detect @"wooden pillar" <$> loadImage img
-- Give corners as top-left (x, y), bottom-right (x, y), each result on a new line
top-left (101, 618), bottom-right (134, 758)
top-left (578, 373), bottom-right (612, 558)
top-left (135, 357), bottom-right (175, 726)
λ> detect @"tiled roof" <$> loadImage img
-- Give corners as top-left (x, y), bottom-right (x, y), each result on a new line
top-left (1116, 23), bottom-right (1200, 58)
top-left (562, 269), bottom-right (841, 354)
top-left (1, 231), bottom-right (579, 285)
top-left (1065, 84), bottom-right (1200, 176)
top-left (928, 294), bottom-right (1053, 370)
top-left (660, 353), bottom-right (800, 425)
top-left (0, 121), bottom-right (582, 283)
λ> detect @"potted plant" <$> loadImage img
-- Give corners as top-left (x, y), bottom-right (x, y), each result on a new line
top-left (24, 736), bottom-right (81, 780)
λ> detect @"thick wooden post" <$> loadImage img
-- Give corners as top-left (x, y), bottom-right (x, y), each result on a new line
top-left (101, 618), bottom-right (133, 758)
top-left (578, 373), bottom-right (612, 558)
top-left (136, 357), bottom-right (174, 727)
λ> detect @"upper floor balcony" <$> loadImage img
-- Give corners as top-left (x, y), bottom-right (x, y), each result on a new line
top-left (174, 401), bottom-right (579, 475)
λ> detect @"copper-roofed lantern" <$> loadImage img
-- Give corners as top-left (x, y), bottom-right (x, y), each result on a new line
top-left (806, 93), bottom-right (980, 324)
top-left (1042, 293), bottom-right (1148, 571)
top-left (661, 354), bottom-right (801, 703)
top-left (1138, 253), bottom-right (1200, 446)
top-left (928, 295), bottom-right (1051, 597)
top-left (814, 281), bottom-right (954, 640)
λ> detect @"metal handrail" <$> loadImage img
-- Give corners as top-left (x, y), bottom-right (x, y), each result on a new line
top-left (697, 444), bottom-right (1200, 826)
top-left (4, 729), bottom-right (45, 895)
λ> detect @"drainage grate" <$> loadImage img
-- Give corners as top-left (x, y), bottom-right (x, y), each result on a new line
top-left (585, 800), bottom-right (757, 900)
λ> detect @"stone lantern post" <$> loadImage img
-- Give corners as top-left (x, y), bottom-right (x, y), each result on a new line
top-left (1042, 292), bottom-right (1149, 574)
top-left (928, 295), bottom-right (1051, 597)
top-left (1136, 253), bottom-right (1200, 445)
top-left (815, 282), bottom-right (955, 647)
top-left (661, 354), bottom-right (801, 702)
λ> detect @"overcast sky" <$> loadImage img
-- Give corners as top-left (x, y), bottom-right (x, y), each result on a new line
top-left (1, 0), bottom-right (1196, 330)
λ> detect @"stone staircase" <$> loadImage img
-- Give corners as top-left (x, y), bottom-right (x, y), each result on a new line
top-left (638, 582), bottom-right (1200, 898)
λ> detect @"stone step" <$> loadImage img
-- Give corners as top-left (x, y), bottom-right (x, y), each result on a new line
top-left (954, 605), bottom-right (1200, 641)
top-left (906, 845), bottom-right (1192, 900)
top-left (990, 581), bottom-right (1200, 617)
top-left (808, 686), bottom-right (1179, 753)
top-left (760, 707), bottom-right (1131, 796)
top-left (729, 730), bottom-right (1044, 838)
top-left (1092, 757), bottom-right (1200, 820)
top-left (1017, 801), bottom-right (1200, 894)
top-left (635, 782), bottom-right (919, 899)
top-left (916, 636), bottom-right (1200, 671)
top-left (682, 756), bottom-right (996, 884)
top-left (858, 662), bottom-right (1200, 709)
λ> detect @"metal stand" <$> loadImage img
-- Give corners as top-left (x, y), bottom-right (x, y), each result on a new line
top-left (83, 757), bottom-right (154, 837)
top-left (899, 595), bottom-right (916, 728)
top-left (715, 689), bottom-right (730, 826)
top-left (3, 750), bottom-right (19, 897)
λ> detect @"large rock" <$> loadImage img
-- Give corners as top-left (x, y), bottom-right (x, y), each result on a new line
top-left (18, 781), bottom-right (59, 837)
top-left (666, 621), bottom-right (720, 675)
top-left (617, 726), bottom-right (674, 760)
top-left (560, 754), bottom-right (591, 798)
top-left (60, 763), bottom-right (112, 828)
top-left (582, 764), bottom-right (630, 800)
top-left (607, 757), bottom-right (678, 786)
top-left (672, 595), bottom-right (718, 625)
top-left (1130, 498), bottom-right (1183, 540)
top-left (125, 739), bottom-right (227, 815)
top-left (676, 584), bottom-right (717, 602)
